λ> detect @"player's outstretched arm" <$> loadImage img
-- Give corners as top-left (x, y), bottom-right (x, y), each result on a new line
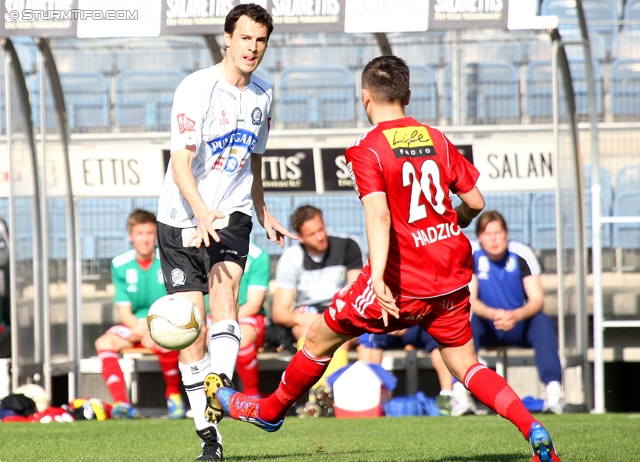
top-left (251, 156), bottom-right (297, 248)
top-left (362, 192), bottom-right (398, 326)
top-left (455, 187), bottom-right (485, 229)
top-left (172, 147), bottom-right (225, 247)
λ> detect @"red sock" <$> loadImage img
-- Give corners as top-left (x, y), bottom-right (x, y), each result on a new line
top-left (156, 349), bottom-right (182, 397)
top-left (259, 347), bottom-right (331, 422)
top-left (236, 343), bottom-right (260, 397)
top-left (464, 363), bottom-right (537, 439)
top-left (98, 350), bottom-right (129, 403)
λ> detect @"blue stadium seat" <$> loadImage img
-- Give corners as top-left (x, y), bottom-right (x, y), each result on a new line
top-left (52, 48), bottom-right (114, 75)
top-left (393, 42), bottom-right (444, 68)
top-left (278, 67), bottom-right (355, 128)
top-left (404, 66), bottom-right (438, 123)
top-left (531, 192), bottom-right (561, 251)
top-left (525, 60), bottom-right (603, 118)
top-left (610, 59), bottom-right (640, 119)
top-left (541, 0), bottom-right (619, 46)
top-left (32, 72), bottom-right (110, 132)
top-left (115, 70), bottom-right (185, 131)
top-left (450, 193), bottom-right (531, 245)
top-left (611, 30), bottom-right (640, 60)
top-left (115, 48), bottom-right (198, 74)
top-left (463, 41), bottom-right (525, 66)
top-left (615, 165), bottom-right (640, 191)
top-left (280, 46), bottom-right (363, 70)
top-left (78, 199), bottom-right (131, 260)
top-left (624, 0), bottom-right (640, 30)
top-left (568, 60), bottom-right (604, 116)
top-left (443, 62), bottom-right (520, 123)
top-left (612, 191), bottom-right (640, 249)
top-left (472, 62), bottom-right (520, 123)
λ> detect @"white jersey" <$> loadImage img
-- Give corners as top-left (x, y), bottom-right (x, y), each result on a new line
top-left (157, 65), bottom-right (273, 228)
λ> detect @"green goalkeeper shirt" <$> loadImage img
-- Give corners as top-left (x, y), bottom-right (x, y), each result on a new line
top-left (111, 248), bottom-right (166, 319)
top-left (238, 241), bottom-right (270, 316)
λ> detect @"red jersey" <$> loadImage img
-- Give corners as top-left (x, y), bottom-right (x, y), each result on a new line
top-left (345, 117), bottom-right (480, 298)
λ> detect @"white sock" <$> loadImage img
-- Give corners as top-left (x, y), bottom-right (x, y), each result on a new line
top-left (453, 380), bottom-right (468, 397)
top-left (179, 354), bottom-right (218, 436)
top-left (208, 320), bottom-right (241, 379)
top-left (439, 390), bottom-right (453, 397)
top-left (546, 380), bottom-right (562, 396)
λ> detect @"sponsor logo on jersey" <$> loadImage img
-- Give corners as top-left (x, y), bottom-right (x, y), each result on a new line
top-left (382, 126), bottom-right (436, 158)
top-left (251, 107), bottom-right (262, 125)
top-left (206, 128), bottom-right (259, 156)
top-left (126, 268), bottom-right (138, 284)
top-left (411, 222), bottom-right (461, 248)
top-left (224, 157), bottom-right (239, 172)
top-left (506, 256), bottom-right (517, 272)
top-left (220, 110), bottom-right (229, 125)
top-left (170, 268), bottom-right (186, 287)
top-left (177, 113), bottom-right (195, 134)
top-left (347, 161), bottom-right (360, 197)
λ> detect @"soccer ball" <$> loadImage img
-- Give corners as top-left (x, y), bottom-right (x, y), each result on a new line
top-left (147, 294), bottom-right (202, 350)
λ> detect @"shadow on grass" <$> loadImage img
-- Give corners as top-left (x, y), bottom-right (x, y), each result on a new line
top-left (226, 449), bottom-right (376, 461)
top-left (427, 454), bottom-right (525, 462)
top-left (225, 451), bottom-right (525, 462)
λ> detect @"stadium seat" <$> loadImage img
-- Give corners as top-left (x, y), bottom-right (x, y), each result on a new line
top-left (393, 42), bottom-right (444, 68)
top-left (450, 193), bottom-right (531, 245)
top-left (115, 70), bottom-right (185, 131)
top-left (78, 199), bottom-right (131, 260)
top-left (404, 66), bottom-right (438, 123)
top-left (115, 48), bottom-right (198, 75)
top-left (52, 48), bottom-right (114, 75)
top-left (615, 165), bottom-right (640, 191)
top-left (278, 67), bottom-right (356, 128)
top-left (531, 192), bottom-right (561, 251)
top-left (524, 60), bottom-right (603, 119)
top-left (443, 62), bottom-right (520, 124)
top-left (541, 0), bottom-right (619, 46)
top-left (612, 191), bottom-right (640, 249)
top-left (610, 59), bottom-right (640, 119)
top-left (280, 46), bottom-right (363, 70)
top-left (463, 41), bottom-right (525, 66)
top-left (611, 30), bottom-right (640, 60)
top-left (471, 62), bottom-right (520, 123)
top-left (623, 0), bottom-right (640, 30)
top-left (32, 72), bottom-right (111, 132)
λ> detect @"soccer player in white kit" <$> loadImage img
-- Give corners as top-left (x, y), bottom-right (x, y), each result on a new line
top-left (156, 4), bottom-right (294, 461)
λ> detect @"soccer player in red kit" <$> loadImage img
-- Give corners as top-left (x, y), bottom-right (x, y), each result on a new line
top-left (209, 56), bottom-right (560, 462)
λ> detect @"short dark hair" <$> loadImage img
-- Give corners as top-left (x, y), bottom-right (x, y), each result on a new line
top-left (224, 3), bottom-right (274, 38)
top-left (361, 55), bottom-right (410, 105)
top-left (291, 205), bottom-right (323, 233)
top-left (475, 210), bottom-right (508, 236)
top-left (126, 209), bottom-right (157, 234)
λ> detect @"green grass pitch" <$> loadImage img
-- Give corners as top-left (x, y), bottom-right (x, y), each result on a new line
top-left (1, 413), bottom-right (639, 461)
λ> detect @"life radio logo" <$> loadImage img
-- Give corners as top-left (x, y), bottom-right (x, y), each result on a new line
top-left (177, 114), bottom-right (195, 134)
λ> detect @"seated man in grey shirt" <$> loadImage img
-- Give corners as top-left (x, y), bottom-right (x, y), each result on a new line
top-left (271, 205), bottom-right (363, 416)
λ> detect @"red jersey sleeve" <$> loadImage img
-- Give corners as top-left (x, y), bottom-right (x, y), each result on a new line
top-left (444, 136), bottom-right (480, 195)
top-left (345, 144), bottom-right (385, 199)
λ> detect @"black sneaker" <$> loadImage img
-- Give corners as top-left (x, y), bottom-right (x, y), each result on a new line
top-left (203, 373), bottom-right (234, 424)
top-left (195, 427), bottom-right (223, 461)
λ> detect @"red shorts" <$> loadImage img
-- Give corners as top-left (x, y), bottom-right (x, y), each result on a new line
top-left (206, 314), bottom-right (266, 348)
top-left (323, 265), bottom-right (473, 348)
